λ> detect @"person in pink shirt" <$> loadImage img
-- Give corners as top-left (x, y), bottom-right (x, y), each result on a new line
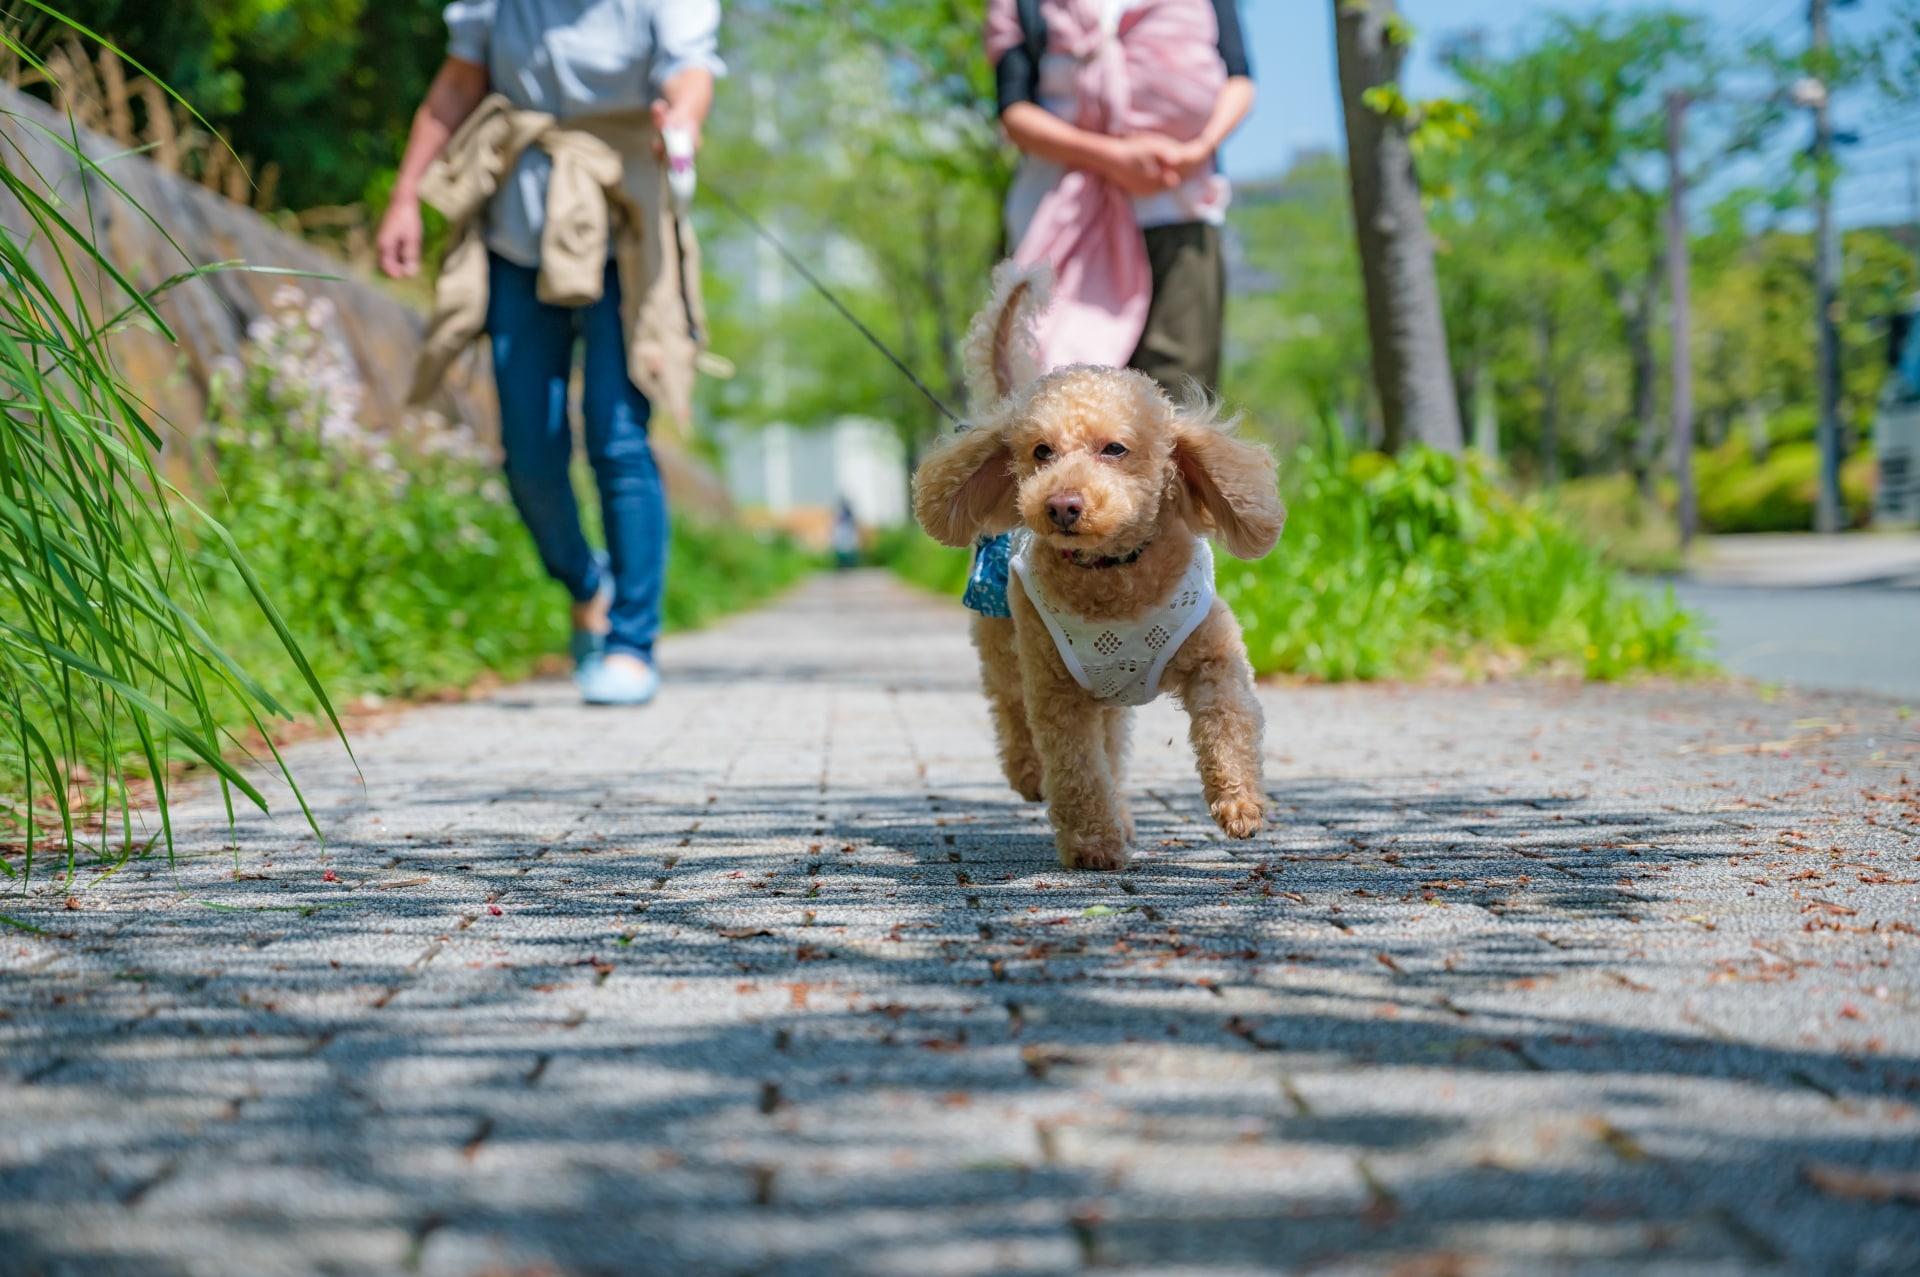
top-left (987, 0), bottom-right (1255, 391)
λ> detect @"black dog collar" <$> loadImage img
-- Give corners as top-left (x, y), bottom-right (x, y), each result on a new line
top-left (1060, 539), bottom-right (1154, 570)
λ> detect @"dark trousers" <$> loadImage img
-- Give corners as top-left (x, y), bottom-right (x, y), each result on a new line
top-left (1127, 222), bottom-right (1225, 396)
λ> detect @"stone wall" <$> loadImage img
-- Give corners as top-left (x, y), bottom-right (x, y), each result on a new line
top-left (0, 83), bottom-right (729, 512)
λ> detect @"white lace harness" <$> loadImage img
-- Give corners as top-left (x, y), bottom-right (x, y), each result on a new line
top-left (1008, 529), bottom-right (1216, 707)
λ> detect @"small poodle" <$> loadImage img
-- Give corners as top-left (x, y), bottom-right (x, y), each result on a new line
top-left (912, 264), bottom-right (1286, 871)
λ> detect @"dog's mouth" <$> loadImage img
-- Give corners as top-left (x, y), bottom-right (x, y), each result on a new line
top-left (1034, 523), bottom-right (1151, 560)
top-left (1035, 524), bottom-right (1097, 549)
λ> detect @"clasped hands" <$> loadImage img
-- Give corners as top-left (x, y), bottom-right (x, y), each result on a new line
top-left (1097, 132), bottom-right (1212, 196)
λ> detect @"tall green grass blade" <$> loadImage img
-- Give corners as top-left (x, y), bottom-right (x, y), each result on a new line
top-left (2, 75), bottom-right (329, 882)
top-left (0, 619), bottom-right (271, 809)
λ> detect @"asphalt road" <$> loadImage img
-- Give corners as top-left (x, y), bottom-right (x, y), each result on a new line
top-left (1666, 580), bottom-right (1920, 701)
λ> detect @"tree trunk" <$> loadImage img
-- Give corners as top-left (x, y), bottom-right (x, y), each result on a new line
top-left (1535, 308), bottom-right (1560, 484)
top-left (1624, 269), bottom-right (1660, 502)
top-left (1332, 0), bottom-right (1463, 454)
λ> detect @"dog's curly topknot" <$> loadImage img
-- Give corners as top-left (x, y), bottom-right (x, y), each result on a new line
top-left (962, 261), bottom-right (1052, 409)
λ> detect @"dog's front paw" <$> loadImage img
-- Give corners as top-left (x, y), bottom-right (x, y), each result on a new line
top-left (1210, 793), bottom-right (1265, 840)
top-left (1057, 831), bottom-right (1129, 872)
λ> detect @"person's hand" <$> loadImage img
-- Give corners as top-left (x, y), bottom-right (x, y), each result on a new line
top-left (650, 97), bottom-right (703, 159)
top-left (1099, 135), bottom-right (1180, 195)
top-left (1137, 134), bottom-right (1213, 184)
top-left (376, 195), bottom-right (424, 279)
top-left (1166, 138), bottom-right (1216, 182)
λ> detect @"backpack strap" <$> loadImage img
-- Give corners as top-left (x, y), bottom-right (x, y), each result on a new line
top-left (995, 0), bottom-right (1048, 114)
top-left (1017, 0), bottom-right (1047, 66)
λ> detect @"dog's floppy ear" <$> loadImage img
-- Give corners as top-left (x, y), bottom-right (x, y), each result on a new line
top-left (913, 420), bottom-right (1019, 547)
top-left (1169, 394), bottom-right (1286, 561)
top-left (963, 261), bottom-right (1050, 406)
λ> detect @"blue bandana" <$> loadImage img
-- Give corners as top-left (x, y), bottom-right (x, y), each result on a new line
top-left (961, 532), bottom-right (1014, 619)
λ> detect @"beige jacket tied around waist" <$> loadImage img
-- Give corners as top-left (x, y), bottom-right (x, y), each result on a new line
top-left (406, 93), bottom-right (707, 427)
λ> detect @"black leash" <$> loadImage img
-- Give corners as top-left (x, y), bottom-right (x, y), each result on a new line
top-left (705, 181), bottom-right (965, 428)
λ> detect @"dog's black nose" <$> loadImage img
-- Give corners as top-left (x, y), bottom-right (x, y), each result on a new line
top-left (1047, 492), bottom-right (1083, 530)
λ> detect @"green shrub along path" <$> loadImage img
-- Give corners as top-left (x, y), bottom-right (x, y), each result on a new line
top-left (197, 290), bottom-right (816, 716)
top-left (0, 286), bottom-right (814, 862)
top-left (883, 446), bottom-right (1702, 682)
top-left (2, 571), bottom-right (1915, 1275)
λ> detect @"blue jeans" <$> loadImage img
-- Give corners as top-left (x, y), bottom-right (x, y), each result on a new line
top-left (486, 252), bottom-right (668, 662)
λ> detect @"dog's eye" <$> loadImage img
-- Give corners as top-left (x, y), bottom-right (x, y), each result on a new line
top-left (1101, 442), bottom-right (1129, 457)
top-left (1033, 444), bottom-right (1054, 462)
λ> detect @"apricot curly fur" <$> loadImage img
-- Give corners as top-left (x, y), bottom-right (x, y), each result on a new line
top-left (914, 264), bottom-right (1287, 870)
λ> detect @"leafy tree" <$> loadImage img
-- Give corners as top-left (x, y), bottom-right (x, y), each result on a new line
top-left (697, 0), bottom-right (1008, 457)
top-left (41, 0), bottom-right (445, 207)
top-left (1224, 155), bottom-right (1372, 447)
top-left (1442, 12), bottom-right (1717, 487)
top-left (1433, 203), bottom-right (1615, 482)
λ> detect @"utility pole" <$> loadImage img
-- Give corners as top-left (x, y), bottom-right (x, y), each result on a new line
top-left (1810, 0), bottom-right (1846, 534)
top-left (1667, 91), bottom-right (1697, 551)
top-left (1909, 154), bottom-right (1920, 278)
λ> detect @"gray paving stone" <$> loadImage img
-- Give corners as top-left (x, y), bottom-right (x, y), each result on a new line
top-left (2, 571), bottom-right (1918, 1276)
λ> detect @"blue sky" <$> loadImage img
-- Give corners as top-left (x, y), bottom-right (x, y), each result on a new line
top-left (1219, 0), bottom-right (1916, 227)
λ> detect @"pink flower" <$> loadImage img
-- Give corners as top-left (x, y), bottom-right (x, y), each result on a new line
top-left (322, 870), bottom-right (338, 882)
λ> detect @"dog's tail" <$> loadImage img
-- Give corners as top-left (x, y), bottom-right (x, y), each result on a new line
top-left (962, 261), bottom-right (1051, 408)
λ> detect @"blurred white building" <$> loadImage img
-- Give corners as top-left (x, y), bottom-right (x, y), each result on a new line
top-left (713, 417), bottom-right (908, 544)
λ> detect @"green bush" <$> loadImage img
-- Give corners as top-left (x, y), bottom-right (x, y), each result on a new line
top-left (195, 291), bottom-right (816, 714)
top-left (872, 523), bottom-right (973, 597)
top-left (1547, 473), bottom-right (1684, 574)
top-left (1225, 448), bottom-right (1699, 680)
top-left (5, 278), bottom-right (810, 864)
top-left (1555, 438), bottom-right (1879, 548)
top-left (882, 446), bottom-right (1702, 682)
top-left (1763, 404), bottom-right (1818, 446)
top-left (1695, 438), bottom-right (1876, 533)
top-left (662, 515), bottom-right (822, 634)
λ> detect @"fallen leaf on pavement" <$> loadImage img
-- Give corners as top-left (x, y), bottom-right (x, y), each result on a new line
top-left (1805, 1164), bottom-right (1920, 1203)
top-left (1802, 900), bottom-right (1858, 916)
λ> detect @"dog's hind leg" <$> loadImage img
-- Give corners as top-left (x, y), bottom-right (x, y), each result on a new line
top-left (1169, 606), bottom-right (1267, 840)
top-left (973, 615), bottom-right (1043, 801)
top-left (1102, 707), bottom-right (1135, 846)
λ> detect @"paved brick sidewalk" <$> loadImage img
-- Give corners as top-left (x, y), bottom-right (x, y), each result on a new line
top-left (4, 572), bottom-right (1918, 1276)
